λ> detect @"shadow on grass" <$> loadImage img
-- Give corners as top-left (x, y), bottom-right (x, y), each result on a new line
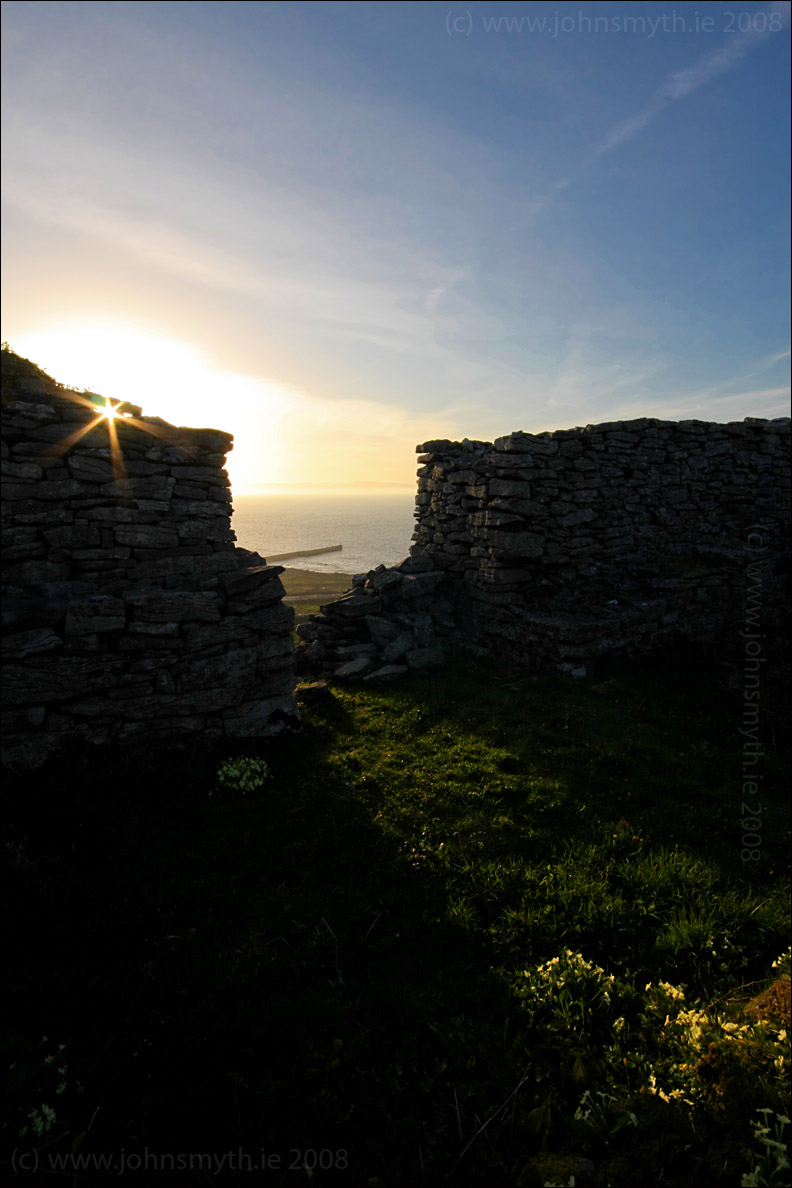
top-left (1, 643), bottom-right (789, 1186)
top-left (2, 708), bottom-right (531, 1185)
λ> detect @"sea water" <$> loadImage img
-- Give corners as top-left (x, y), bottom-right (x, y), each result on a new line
top-left (231, 493), bottom-right (417, 574)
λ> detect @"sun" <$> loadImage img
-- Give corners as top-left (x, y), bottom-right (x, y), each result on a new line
top-left (95, 397), bottom-right (123, 423)
top-left (9, 320), bottom-right (295, 490)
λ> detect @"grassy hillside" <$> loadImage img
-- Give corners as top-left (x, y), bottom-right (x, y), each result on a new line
top-left (2, 650), bottom-right (789, 1186)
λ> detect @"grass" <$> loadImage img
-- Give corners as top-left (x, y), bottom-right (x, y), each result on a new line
top-left (2, 646), bottom-right (789, 1186)
top-left (279, 568), bottom-right (354, 624)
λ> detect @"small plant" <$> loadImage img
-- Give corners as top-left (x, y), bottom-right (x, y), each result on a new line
top-left (741, 1110), bottom-right (791, 1187)
top-left (514, 949), bottom-right (618, 1040)
top-left (8, 1036), bottom-right (69, 1141)
top-left (212, 757), bottom-right (271, 798)
top-left (574, 1088), bottom-right (638, 1142)
top-left (771, 948), bottom-right (791, 979)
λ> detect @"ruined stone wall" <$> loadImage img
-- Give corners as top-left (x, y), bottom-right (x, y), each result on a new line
top-left (1, 352), bottom-right (298, 763)
top-left (410, 418), bottom-right (790, 667)
top-left (300, 416), bottom-right (790, 680)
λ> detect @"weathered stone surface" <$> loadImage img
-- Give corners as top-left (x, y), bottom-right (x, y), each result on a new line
top-left (487, 531), bottom-right (545, 558)
top-left (124, 590), bottom-right (221, 622)
top-left (114, 525), bottom-right (180, 549)
top-left (368, 568), bottom-right (404, 593)
top-left (296, 621), bottom-right (322, 641)
top-left (3, 657), bottom-right (124, 703)
top-left (1, 459), bottom-right (44, 480)
top-left (128, 621), bottom-right (180, 638)
top-left (304, 416), bottom-right (789, 682)
top-left (366, 615), bottom-right (402, 646)
top-left (225, 576), bottom-right (286, 612)
top-left (43, 523), bottom-right (102, 549)
top-left (66, 595), bottom-right (127, 636)
top-left (1, 350), bottom-right (298, 759)
top-left (1, 628), bottom-right (63, 657)
top-left (381, 632), bottom-right (415, 663)
top-left (397, 554), bottom-right (435, 573)
top-left (363, 664), bottom-right (409, 683)
top-left (399, 572), bottom-right (445, 598)
top-left (256, 636), bottom-right (295, 662)
top-left (336, 643), bottom-right (377, 659)
top-left (334, 656), bottom-right (375, 679)
top-left (220, 564), bottom-right (284, 596)
top-left (489, 478), bottom-right (531, 497)
top-left (326, 594), bottom-right (382, 618)
top-left (178, 646), bottom-right (256, 692)
top-left (222, 694), bottom-right (299, 736)
top-left (101, 476), bottom-right (176, 500)
top-left (296, 681), bottom-right (331, 706)
top-left (405, 647), bottom-right (445, 670)
top-left (247, 603), bottom-right (295, 633)
top-left (3, 559), bottom-right (71, 585)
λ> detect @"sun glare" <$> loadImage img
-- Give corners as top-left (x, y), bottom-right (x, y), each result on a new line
top-left (10, 321), bottom-right (294, 490)
top-left (97, 398), bottom-right (122, 422)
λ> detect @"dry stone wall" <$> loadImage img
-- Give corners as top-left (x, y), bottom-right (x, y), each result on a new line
top-left (300, 417), bottom-right (790, 679)
top-left (1, 351), bottom-right (298, 763)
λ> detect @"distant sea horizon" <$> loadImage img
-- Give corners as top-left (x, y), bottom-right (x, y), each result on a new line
top-left (231, 491), bottom-right (418, 575)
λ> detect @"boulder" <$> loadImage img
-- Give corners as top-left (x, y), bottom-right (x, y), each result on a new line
top-left (334, 656), bottom-right (375, 680)
top-left (381, 632), bottom-right (414, 663)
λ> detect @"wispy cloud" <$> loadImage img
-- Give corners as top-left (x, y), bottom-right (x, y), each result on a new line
top-left (595, 3), bottom-right (790, 156)
top-left (604, 385), bottom-right (790, 423)
top-left (696, 345), bottom-right (792, 398)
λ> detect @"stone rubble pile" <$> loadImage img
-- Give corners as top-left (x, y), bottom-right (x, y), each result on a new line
top-left (295, 554), bottom-right (454, 683)
top-left (1, 351), bottom-right (299, 763)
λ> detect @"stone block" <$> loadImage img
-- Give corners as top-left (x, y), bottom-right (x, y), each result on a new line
top-left (334, 656), bottom-right (375, 679)
top-left (114, 525), bottom-right (180, 549)
top-left (178, 646), bottom-right (256, 692)
top-left (124, 590), bottom-right (221, 622)
top-left (222, 694), bottom-right (299, 737)
top-left (381, 632), bottom-right (415, 663)
top-left (1, 628), bottom-right (63, 657)
top-left (487, 530), bottom-right (545, 558)
top-left (399, 572), bottom-right (445, 598)
top-left (405, 647), bottom-right (445, 670)
top-left (364, 665), bottom-right (409, 683)
top-left (366, 615), bottom-right (402, 646)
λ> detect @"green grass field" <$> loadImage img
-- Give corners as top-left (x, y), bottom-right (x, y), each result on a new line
top-left (280, 568), bottom-right (354, 623)
top-left (3, 648), bottom-right (789, 1186)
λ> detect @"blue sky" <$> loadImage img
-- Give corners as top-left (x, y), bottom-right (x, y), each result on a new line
top-left (2, 1), bottom-right (790, 490)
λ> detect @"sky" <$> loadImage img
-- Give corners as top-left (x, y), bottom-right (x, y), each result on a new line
top-left (2, 0), bottom-right (790, 493)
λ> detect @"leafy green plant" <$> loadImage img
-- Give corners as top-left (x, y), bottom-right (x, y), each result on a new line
top-left (5, 1036), bottom-right (69, 1142)
top-left (741, 1110), bottom-right (791, 1187)
top-left (211, 756), bottom-right (271, 797)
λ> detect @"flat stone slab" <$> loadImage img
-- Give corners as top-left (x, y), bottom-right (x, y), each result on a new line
top-left (381, 631), bottom-right (414, 663)
top-left (334, 656), bottom-right (375, 679)
top-left (296, 681), bottom-right (332, 706)
top-left (363, 664), bottom-right (409, 683)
